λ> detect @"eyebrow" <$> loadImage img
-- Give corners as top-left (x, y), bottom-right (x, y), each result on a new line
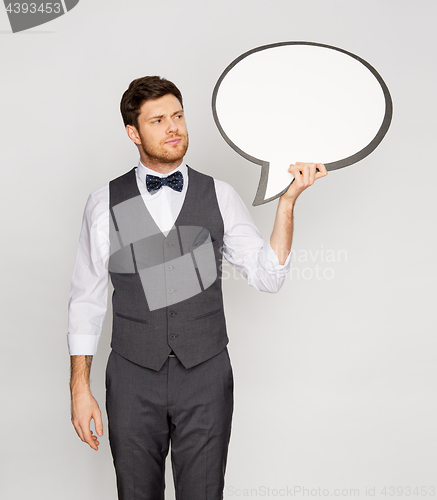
top-left (148, 114), bottom-right (165, 121)
top-left (148, 110), bottom-right (184, 121)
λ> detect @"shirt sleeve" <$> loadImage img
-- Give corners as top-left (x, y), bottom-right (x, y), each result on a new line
top-left (214, 180), bottom-right (291, 293)
top-left (67, 189), bottom-right (110, 355)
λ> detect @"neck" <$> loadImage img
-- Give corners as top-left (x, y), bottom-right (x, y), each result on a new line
top-left (139, 155), bottom-right (183, 175)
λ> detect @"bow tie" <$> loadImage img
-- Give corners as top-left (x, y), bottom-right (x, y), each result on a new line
top-left (146, 171), bottom-right (183, 194)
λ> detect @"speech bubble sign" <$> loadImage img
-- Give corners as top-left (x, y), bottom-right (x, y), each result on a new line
top-left (212, 42), bottom-right (393, 205)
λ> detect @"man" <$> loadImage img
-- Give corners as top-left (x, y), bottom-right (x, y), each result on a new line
top-left (69, 76), bottom-right (327, 500)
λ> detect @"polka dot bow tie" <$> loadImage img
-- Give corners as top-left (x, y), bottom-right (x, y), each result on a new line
top-left (145, 171), bottom-right (183, 194)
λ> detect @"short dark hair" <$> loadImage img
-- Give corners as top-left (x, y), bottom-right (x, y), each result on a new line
top-left (120, 76), bottom-right (183, 131)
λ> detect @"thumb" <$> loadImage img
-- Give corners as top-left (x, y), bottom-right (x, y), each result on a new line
top-left (93, 403), bottom-right (104, 437)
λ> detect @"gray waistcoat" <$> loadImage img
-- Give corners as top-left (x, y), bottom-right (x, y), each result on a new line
top-left (108, 166), bottom-right (228, 371)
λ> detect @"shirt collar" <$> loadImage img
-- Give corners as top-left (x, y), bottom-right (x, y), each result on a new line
top-left (137, 160), bottom-right (187, 185)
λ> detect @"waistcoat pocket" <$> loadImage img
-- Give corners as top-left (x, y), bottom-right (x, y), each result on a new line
top-left (193, 307), bottom-right (223, 320)
top-left (115, 312), bottom-right (148, 324)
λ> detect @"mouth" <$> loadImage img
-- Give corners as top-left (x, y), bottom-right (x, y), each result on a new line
top-left (165, 137), bottom-right (182, 145)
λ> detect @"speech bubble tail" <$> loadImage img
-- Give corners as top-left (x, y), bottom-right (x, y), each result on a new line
top-left (252, 160), bottom-right (294, 206)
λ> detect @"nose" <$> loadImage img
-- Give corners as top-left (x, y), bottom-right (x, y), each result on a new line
top-left (166, 117), bottom-right (178, 134)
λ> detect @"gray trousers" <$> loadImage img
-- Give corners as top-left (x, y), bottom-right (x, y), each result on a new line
top-left (105, 347), bottom-right (234, 500)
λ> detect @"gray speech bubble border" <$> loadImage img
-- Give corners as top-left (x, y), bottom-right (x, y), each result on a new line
top-left (212, 41), bottom-right (393, 206)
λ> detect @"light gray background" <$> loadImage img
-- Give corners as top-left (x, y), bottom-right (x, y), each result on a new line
top-left (1, 1), bottom-right (436, 499)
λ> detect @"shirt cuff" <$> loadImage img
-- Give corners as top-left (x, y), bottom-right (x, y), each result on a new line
top-left (258, 241), bottom-right (292, 274)
top-left (67, 333), bottom-right (100, 356)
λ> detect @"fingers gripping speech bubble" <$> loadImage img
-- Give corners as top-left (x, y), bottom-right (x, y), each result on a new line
top-left (212, 42), bottom-right (393, 206)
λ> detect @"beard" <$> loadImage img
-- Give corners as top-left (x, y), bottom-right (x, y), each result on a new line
top-left (140, 132), bottom-right (189, 166)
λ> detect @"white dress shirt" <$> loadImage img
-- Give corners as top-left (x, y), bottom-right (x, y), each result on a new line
top-left (68, 161), bottom-right (292, 355)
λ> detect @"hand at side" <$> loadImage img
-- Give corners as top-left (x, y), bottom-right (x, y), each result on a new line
top-left (70, 355), bottom-right (103, 451)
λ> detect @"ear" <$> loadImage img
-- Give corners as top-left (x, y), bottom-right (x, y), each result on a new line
top-left (126, 124), bottom-right (141, 145)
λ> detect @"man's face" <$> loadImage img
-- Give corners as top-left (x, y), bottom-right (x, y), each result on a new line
top-left (128, 93), bottom-right (189, 169)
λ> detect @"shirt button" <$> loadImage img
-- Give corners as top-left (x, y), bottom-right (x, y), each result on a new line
top-left (169, 334), bottom-right (177, 340)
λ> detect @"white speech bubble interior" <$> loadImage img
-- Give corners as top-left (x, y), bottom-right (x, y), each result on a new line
top-left (213, 42), bottom-right (392, 205)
